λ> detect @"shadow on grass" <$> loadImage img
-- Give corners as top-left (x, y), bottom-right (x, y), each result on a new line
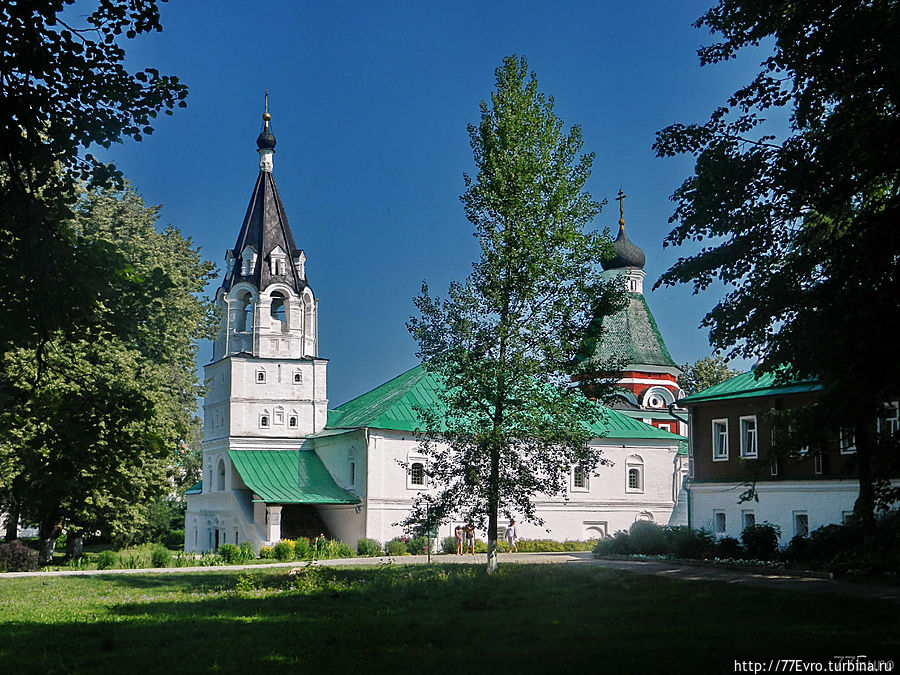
top-left (2, 565), bottom-right (898, 674)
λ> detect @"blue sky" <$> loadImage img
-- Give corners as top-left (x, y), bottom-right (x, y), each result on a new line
top-left (89, 0), bottom-right (767, 407)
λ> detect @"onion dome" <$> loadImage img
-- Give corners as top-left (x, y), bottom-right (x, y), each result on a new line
top-left (602, 223), bottom-right (646, 270)
top-left (601, 188), bottom-right (646, 270)
top-left (256, 90), bottom-right (276, 150)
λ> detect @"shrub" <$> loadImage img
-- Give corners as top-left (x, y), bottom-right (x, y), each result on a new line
top-left (474, 538), bottom-right (488, 553)
top-left (272, 539), bottom-right (295, 562)
top-left (385, 539), bottom-right (407, 556)
top-left (239, 541), bottom-right (255, 562)
top-left (716, 536), bottom-right (742, 559)
top-left (741, 522), bottom-right (781, 560)
top-left (441, 536), bottom-right (458, 554)
top-left (329, 540), bottom-right (354, 558)
top-left (259, 545), bottom-right (274, 559)
top-left (150, 545), bottom-right (172, 568)
top-left (357, 538), bottom-right (383, 557)
top-left (405, 536), bottom-right (431, 555)
top-left (163, 530), bottom-right (184, 549)
top-left (217, 543), bottom-right (243, 564)
top-left (664, 526), bottom-right (716, 559)
top-left (95, 549), bottom-right (118, 570)
top-left (629, 521), bottom-right (667, 554)
top-left (0, 540), bottom-right (39, 572)
top-left (293, 537), bottom-right (312, 559)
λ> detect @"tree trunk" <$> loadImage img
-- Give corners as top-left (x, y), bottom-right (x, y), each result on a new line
top-left (853, 422), bottom-right (877, 537)
top-left (65, 527), bottom-right (84, 560)
top-left (486, 440), bottom-right (501, 574)
top-left (38, 519), bottom-right (62, 565)
top-left (4, 506), bottom-right (19, 542)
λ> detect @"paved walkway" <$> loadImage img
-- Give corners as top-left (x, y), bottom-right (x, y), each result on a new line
top-left (3, 551), bottom-right (898, 604)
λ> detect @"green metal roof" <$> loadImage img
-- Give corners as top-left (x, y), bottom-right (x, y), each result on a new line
top-left (576, 292), bottom-right (679, 371)
top-left (184, 480), bottom-right (203, 495)
top-left (228, 450), bottom-right (359, 504)
top-left (680, 369), bottom-right (821, 404)
top-left (327, 364), bottom-right (683, 442)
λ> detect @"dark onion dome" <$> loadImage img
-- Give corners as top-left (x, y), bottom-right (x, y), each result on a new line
top-left (602, 222), bottom-right (646, 270)
top-left (256, 112), bottom-right (276, 150)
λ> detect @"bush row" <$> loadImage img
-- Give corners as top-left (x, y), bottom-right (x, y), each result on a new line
top-left (592, 511), bottom-right (900, 577)
top-left (258, 537), bottom-right (355, 562)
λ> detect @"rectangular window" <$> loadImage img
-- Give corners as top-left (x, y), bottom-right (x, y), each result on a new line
top-left (814, 452), bottom-right (824, 475)
top-left (712, 419), bottom-right (729, 461)
top-left (573, 465), bottom-right (589, 491)
top-left (714, 511), bottom-right (726, 534)
top-left (840, 427), bottom-right (856, 454)
top-left (789, 422), bottom-right (809, 454)
top-left (794, 512), bottom-right (809, 538)
top-left (877, 401), bottom-right (899, 436)
top-left (769, 457), bottom-right (779, 476)
top-left (740, 416), bottom-right (758, 458)
top-left (349, 461), bottom-right (356, 487)
top-left (742, 511), bottom-right (756, 530)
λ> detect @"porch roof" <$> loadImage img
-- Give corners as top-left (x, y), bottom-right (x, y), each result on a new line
top-left (228, 450), bottom-right (360, 504)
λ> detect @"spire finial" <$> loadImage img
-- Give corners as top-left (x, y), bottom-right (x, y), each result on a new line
top-left (263, 90), bottom-right (271, 126)
top-left (616, 188), bottom-right (627, 228)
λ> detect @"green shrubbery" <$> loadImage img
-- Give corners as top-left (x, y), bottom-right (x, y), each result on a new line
top-left (441, 536), bottom-right (458, 554)
top-left (357, 538), bottom-right (382, 557)
top-left (0, 540), bottom-right (39, 572)
top-left (150, 545), bottom-right (172, 568)
top-left (95, 550), bottom-right (118, 570)
top-left (741, 522), bottom-right (780, 560)
top-left (629, 521), bottom-right (667, 554)
top-left (405, 536), bottom-right (432, 555)
top-left (385, 539), bottom-right (407, 556)
top-left (272, 540), bottom-right (295, 562)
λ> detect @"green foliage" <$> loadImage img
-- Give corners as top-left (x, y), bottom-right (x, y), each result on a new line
top-left (95, 550), bottom-right (117, 570)
top-left (239, 541), bottom-right (254, 562)
top-left (293, 537), bottom-right (312, 560)
top-left (216, 544), bottom-right (243, 565)
top-left (150, 545), bottom-right (171, 568)
top-left (664, 526), bottom-right (716, 559)
top-left (628, 521), bottom-right (667, 554)
top-left (678, 355), bottom-right (741, 396)
top-left (272, 540), bottom-right (295, 562)
top-left (385, 539), bottom-right (407, 556)
top-left (258, 546), bottom-right (274, 559)
top-left (163, 530), bottom-right (185, 549)
top-left (404, 55), bottom-right (623, 571)
top-left (0, 540), bottom-right (39, 572)
top-left (357, 538), bottom-right (383, 557)
top-left (405, 536), bottom-right (431, 555)
top-left (653, 0), bottom-right (900, 529)
top-left (716, 537), bottom-right (743, 559)
top-left (593, 531), bottom-right (631, 556)
top-left (741, 522), bottom-right (781, 561)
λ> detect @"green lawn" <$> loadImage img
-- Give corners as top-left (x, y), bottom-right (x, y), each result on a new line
top-left (0, 564), bottom-right (896, 673)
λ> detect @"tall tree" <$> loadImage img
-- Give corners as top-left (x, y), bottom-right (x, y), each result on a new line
top-left (679, 355), bottom-right (741, 397)
top-left (653, 0), bottom-right (900, 530)
top-left (0, 184), bottom-right (216, 558)
top-left (0, 0), bottom-right (187, 357)
top-left (405, 56), bottom-right (623, 572)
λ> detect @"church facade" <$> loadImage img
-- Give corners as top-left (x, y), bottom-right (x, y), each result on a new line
top-left (184, 112), bottom-right (686, 553)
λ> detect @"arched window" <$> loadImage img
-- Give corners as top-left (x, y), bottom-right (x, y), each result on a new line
top-left (236, 292), bottom-right (254, 332)
top-left (626, 455), bottom-right (644, 493)
top-left (410, 462), bottom-right (425, 486)
top-left (270, 292), bottom-right (286, 324)
top-left (216, 458), bottom-right (226, 491)
top-left (260, 411), bottom-right (270, 428)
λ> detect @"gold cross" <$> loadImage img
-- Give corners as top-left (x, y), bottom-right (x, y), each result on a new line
top-left (616, 188), bottom-right (627, 225)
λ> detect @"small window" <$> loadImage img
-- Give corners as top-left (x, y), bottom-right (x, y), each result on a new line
top-left (742, 511), bottom-right (755, 530)
top-left (256, 369), bottom-right (266, 383)
top-left (627, 468), bottom-right (641, 490)
top-left (260, 414), bottom-right (270, 428)
top-left (794, 512), bottom-right (809, 538)
top-left (216, 458), bottom-right (225, 491)
top-left (350, 461), bottom-right (356, 487)
top-left (573, 465), bottom-right (589, 490)
top-left (877, 401), bottom-right (899, 436)
top-left (712, 419), bottom-right (729, 460)
top-left (289, 416), bottom-right (298, 428)
top-left (625, 455), bottom-right (644, 493)
top-left (839, 427), bottom-right (856, 454)
top-left (410, 462), bottom-right (425, 487)
top-left (769, 457), bottom-right (779, 476)
top-left (814, 452), bottom-right (823, 475)
top-left (293, 371), bottom-right (302, 384)
top-left (714, 511), bottom-right (726, 534)
top-left (739, 416), bottom-right (758, 458)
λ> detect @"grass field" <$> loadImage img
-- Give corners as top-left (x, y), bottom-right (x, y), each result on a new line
top-left (1, 564), bottom-right (896, 674)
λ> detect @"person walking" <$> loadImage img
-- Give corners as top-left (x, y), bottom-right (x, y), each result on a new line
top-left (505, 519), bottom-right (518, 553)
top-left (465, 523), bottom-right (475, 555)
top-left (454, 524), bottom-right (464, 555)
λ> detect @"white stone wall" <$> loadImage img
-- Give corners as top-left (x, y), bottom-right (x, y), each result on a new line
top-left (687, 479), bottom-right (893, 543)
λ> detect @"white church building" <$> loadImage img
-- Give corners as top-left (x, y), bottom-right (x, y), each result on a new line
top-left (184, 109), bottom-right (686, 553)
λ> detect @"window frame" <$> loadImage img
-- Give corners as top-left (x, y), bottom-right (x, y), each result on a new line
top-left (407, 459), bottom-right (428, 490)
top-left (739, 415), bottom-right (758, 458)
top-left (714, 510), bottom-right (727, 535)
top-left (741, 510), bottom-right (756, 530)
top-left (839, 427), bottom-right (856, 455)
top-left (877, 400), bottom-right (899, 436)
top-left (793, 511), bottom-right (809, 538)
top-left (572, 465), bottom-right (590, 492)
top-left (712, 418), bottom-right (729, 461)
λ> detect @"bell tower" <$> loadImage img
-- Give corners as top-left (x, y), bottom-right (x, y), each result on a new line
top-left (201, 97), bottom-right (328, 472)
